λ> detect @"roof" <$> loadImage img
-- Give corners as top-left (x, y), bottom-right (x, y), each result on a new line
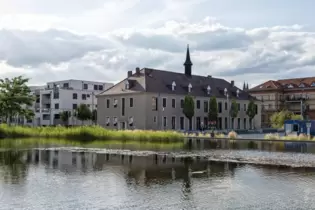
top-left (98, 68), bottom-right (255, 101)
top-left (250, 76), bottom-right (315, 91)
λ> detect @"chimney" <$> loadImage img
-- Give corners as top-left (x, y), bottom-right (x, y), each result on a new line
top-left (127, 71), bottom-right (132, 77)
top-left (135, 67), bottom-right (140, 75)
top-left (231, 80), bottom-right (234, 87)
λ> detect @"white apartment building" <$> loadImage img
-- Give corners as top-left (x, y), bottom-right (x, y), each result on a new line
top-left (25, 79), bottom-right (113, 126)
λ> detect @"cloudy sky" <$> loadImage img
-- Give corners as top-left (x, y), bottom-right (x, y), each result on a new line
top-left (1, 0), bottom-right (315, 88)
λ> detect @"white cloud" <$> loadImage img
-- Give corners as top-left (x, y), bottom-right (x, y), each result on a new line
top-left (0, 0), bottom-right (315, 88)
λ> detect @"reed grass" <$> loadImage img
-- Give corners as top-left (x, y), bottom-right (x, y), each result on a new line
top-left (0, 124), bottom-right (184, 142)
top-left (264, 133), bottom-right (315, 141)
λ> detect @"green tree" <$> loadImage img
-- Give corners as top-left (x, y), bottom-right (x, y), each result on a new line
top-left (208, 96), bottom-right (218, 128)
top-left (270, 110), bottom-right (302, 128)
top-left (0, 76), bottom-right (35, 124)
top-left (230, 99), bottom-right (238, 129)
top-left (60, 111), bottom-right (71, 126)
top-left (182, 95), bottom-right (195, 130)
top-left (91, 109), bottom-right (97, 125)
top-left (246, 99), bottom-right (257, 129)
top-left (76, 104), bottom-right (92, 125)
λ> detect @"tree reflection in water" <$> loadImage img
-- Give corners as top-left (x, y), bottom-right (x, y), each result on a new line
top-left (0, 150), bottom-right (29, 184)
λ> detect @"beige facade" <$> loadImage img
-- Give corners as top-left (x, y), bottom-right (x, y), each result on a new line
top-left (97, 92), bottom-right (261, 131)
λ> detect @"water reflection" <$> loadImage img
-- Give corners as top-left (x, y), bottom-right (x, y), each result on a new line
top-left (1, 149), bottom-right (315, 209)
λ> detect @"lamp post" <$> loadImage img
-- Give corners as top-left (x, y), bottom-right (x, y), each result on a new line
top-left (224, 88), bottom-right (230, 132)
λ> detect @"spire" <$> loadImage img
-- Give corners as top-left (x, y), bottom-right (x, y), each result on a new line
top-left (184, 44), bottom-right (193, 76)
top-left (246, 83), bottom-right (249, 90)
top-left (243, 82), bottom-right (246, 90)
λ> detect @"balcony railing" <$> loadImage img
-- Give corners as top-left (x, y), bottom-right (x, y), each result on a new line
top-left (285, 95), bottom-right (309, 102)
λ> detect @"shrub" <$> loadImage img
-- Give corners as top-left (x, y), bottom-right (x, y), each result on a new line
top-left (215, 133), bottom-right (225, 138)
top-left (264, 133), bottom-right (280, 140)
top-left (227, 131), bottom-right (237, 139)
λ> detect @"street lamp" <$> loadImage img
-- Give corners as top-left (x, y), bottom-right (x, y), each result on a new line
top-left (224, 88), bottom-right (230, 131)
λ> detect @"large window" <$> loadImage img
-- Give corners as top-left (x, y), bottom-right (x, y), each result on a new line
top-left (172, 99), bottom-right (176, 108)
top-left (152, 97), bottom-right (158, 111)
top-left (204, 101), bottom-right (208, 113)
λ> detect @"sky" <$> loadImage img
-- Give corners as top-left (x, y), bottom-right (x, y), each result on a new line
top-left (1, 0), bottom-right (315, 88)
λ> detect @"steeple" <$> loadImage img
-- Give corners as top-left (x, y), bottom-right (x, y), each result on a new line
top-left (184, 44), bottom-right (193, 76)
top-left (243, 82), bottom-right (246, 90)
top-left (246, 83), bottom-right (249, 90)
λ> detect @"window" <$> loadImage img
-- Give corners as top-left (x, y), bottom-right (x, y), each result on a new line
top-left (94, 85), bottom-right (98, 90)
top-left (83, 84), bottom-right (88, 89)
top-left (172, 99), bottom-right (176, 108)
top-left (54, 114), bottom-right (60, 119)
top-left (204, 101), bottom-right (208, 113)
top-left (237, 103), bottom-right (240, 111)
top-left (153, 116), bottom-right (157, 123)
top-left (82, 94), bottom-right (86, 100)
top-left (113, 99), bottom-right (118, 107)
top-left (311, 82), bottom-right (315, 87)
top-left (244, 104), bottom-right (246, 111)
top-left (225, 117), bottom-right (228, 129)
top-left (162, 98), bottom-right (167, 108)
top-left (237, 118), bottom-right (240, 129)
top-left (225, 102), bottom-right (227, 110)
top-left (244, 118), bottom-right (247, 129)
top-left (293, 124), bottom-right (299, 132)
top-left (54, 103), bottom-right (59, 109)
top-left (171, 116), bottom-right (176, 130)
top-left (180, 117), bottom-right (184, 130)
top-left (196, 117), bottom-right (201, 130)
top-left (63, 83), bottom-right (69, 88)
top-left (106, 99), bottom-right (110, 108)
top-left (130, 98), bottom-right (134, 107)
top-left (152, 97), bottom-right (158, 111)
top-left (204, 117), bottom-right (208, 129)
top-left (53, 92), bottom-right (59, 99)
top-left (73, 104), bottom-right (77, 109)
top-left (122, 98), bottom-right (125, 116)
top-left (163, 117), bottom-right (167, 128)
top-left (196, 100), bottom-right (200, 109)
top-left (218, 102), bottom-right (222, 113)
top-left (99, 85), bottom-right (103, 91)
top-left (73, 93), bottom-right (77, 99)
top-left (180, 99), bottom-right (184, 108)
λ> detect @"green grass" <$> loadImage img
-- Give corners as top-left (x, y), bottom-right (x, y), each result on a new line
top-left (0, 124), bottom-right (184, 142)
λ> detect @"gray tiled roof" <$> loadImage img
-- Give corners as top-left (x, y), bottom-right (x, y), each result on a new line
top-left (99, 68), bottom-right (255, 101)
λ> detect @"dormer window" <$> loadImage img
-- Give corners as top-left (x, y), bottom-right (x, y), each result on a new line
top-left (224, 88), bottom-right (227, 96)
top-left (125, 80), bottom-right (129, 89)
top-left (113, 99), bottom-right (118, 107)
top-left (129, 117), bottom-right (134, 126)
top-left (287, 84), bottom-right (294, 88)
top-left (236, 89), bottom-right (240, 97)
top-left (311, 82), bottom-right (315, 87)
top-left (207, 85), bottom-right (211, 95)
top-left (188, 83), bottom-right (192, 93)
top-left (172, 81), bottom-right (176, 91)
top-left (299, 83), bottom-right (305, 88)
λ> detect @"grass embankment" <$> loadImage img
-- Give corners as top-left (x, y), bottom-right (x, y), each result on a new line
top-left (0, 124), bottom-right (184, 142)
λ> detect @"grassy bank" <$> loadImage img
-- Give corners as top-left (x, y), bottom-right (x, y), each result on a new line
top-left (0, 124), bottom-right (184, 142)
top-left (264, 133), bottom-right (315, 141)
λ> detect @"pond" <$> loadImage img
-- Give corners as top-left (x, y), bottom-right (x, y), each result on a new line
top-left (1, 139), bottom-right (315, 209)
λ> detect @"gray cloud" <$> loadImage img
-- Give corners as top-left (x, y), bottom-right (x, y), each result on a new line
top-left (1, 19), bottom-right (315, 88)
top-left (0, 29), bottom-right (113, 67)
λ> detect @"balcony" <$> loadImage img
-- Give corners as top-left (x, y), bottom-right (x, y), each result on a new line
top-left (285, 95), bottom-right (309, 102)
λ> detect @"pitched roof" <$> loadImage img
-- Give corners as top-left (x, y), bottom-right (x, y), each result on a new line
top-left (250, 76), bottom-right (315, 91)
top-left (99, 68), bottom-right (255, 101)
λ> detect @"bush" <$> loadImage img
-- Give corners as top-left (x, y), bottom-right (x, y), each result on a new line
top-left (0, 124), bottom-right (184, 142)
top-left (264, 133), bottom-right (280, 140)
top-left (228, 131), bottom-right (237, 139)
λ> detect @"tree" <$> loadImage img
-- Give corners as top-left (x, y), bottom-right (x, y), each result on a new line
top-left (76, 104), bottom-right (92, 125)
top-left (246, 99), bottom-right (257, 129)
top-left (0, 76), bottom-right (35, 124)
top-left (230, 99), bottom-right (238, 129)
top-left (91, 109), bottom-right (97, 125)
top-left (182, 95), bottom-right (194, 130)
top-left (270, 110), bottom-right (302, 128)
top-left (208, 96), bottom-right (218, 128)
top-left (60, 111), bottom-right (71, 126)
